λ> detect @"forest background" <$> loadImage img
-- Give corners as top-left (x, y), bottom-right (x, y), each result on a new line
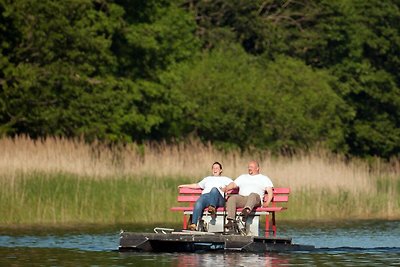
top-left (0, 0), bottom-right (399, 225)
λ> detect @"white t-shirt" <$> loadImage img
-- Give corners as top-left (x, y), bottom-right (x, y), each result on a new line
top-left (234, 174), bottom-right (274, 201)
top-left (198, 176), bottom-right (233, 196)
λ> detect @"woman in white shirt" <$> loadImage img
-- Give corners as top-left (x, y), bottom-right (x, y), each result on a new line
top-left (178, 162), bottom-right (233, 231)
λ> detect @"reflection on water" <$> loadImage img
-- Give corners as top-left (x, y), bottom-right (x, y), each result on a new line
top-left (2, 247), bottom-right (290, 266)
top-left (0, 220), bottom-right (399, 266)
top-left (169, 253), bottom-right (290, 267)
top-left (3, 247), bottom-right (400, 266)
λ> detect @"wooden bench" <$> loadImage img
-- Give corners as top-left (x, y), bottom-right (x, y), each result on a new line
top-left (170, 187), bottom-right (290, 236)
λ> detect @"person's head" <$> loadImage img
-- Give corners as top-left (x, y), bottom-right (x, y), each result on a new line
top-left (247, 160), bottom-right (260, 175)
top-left (211, 162), bottom-right (223, 176)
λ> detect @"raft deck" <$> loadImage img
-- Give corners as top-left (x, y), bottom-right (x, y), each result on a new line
top-left (119, 229), bottom-right (315, 253)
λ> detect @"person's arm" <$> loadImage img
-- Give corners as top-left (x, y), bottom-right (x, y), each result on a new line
top-left (178, 183), bottom-right (200, 189)
top-left (220, 182), bottom-right (238, 192)
top-left (262, 187), bottom-right (273, 207)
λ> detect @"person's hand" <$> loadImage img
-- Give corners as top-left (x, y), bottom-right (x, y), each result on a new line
top-left (262, 202), bottom-right (269, 208)
top-left (219, 186), bottom-right (226, 192)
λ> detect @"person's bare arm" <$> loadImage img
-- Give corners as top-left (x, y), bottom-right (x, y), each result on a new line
top-left (262, 187), bottom-right (273, 207)
top-left (178, 183), bottom-right (200, 188)
top-left (220, 182), bottom-right (238, 192)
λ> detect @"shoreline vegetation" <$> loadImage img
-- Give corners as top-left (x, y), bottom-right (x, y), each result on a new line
top-left (1, 136), bottom-right (399, 226)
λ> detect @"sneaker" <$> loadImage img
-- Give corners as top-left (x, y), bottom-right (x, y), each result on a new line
top-left (240, 208), bottom-right (251, 219)
top-left (188, 223), bottom-right (197, 231)
top-left (224, 220), bottom-right (235, 229)
top-left (224, 219), bottom-right (237, 234)
top-left (198, 220), bottom-right (207, 232)
top-left (207, 205), bottom-right (216, 216)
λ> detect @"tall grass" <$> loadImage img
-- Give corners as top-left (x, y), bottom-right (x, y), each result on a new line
top-left (0, 172), bottom-right (183, 225)
top-left (0, 135), bottom-right (399, 225)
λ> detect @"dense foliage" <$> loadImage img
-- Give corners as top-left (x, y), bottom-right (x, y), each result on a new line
top-left (1, 0), bottom-right (399, 158)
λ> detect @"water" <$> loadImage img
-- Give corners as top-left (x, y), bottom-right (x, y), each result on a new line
top-left (0, 220), bottom-right (399, 266)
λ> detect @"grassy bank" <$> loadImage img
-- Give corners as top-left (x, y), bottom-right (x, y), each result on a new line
top-left (0, 136), bottom-right (399, 225)
top-left (1, 172), bottom-right (399, 225)
top-left (0, 173), bottom-right (184, 225)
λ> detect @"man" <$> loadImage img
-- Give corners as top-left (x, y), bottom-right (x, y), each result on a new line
top-left (221, 160), bottom-right (274, 230)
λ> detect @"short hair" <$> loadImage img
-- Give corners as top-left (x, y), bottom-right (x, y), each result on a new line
top-left (212, 161), bottom-right (223, 169)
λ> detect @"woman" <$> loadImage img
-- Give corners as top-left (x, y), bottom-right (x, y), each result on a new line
top-left (178, 162), bottom-right (233, 231)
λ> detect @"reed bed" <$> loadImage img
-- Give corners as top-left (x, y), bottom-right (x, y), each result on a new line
top-left (0, 136), bottom-right (399, 225)
top-left (0, 172), bottom-right (182, 225)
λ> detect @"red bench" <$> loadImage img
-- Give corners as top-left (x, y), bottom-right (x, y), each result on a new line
top-left (170, 187), bottom-right (290, 236)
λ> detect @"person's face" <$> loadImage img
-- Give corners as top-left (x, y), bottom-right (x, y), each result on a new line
top-left (248, 162), bottom-right (259, 175)
top-left (212, 164), bottom-right (222, 176)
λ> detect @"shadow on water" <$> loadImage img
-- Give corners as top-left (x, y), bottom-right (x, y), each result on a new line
top-left (0, 220), bottom-right (399, 266)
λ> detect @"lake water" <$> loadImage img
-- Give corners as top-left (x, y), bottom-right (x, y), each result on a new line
top-left (1, 220), bottom-right (399, 266)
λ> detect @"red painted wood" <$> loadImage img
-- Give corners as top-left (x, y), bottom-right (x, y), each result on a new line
top-left (177, 195), bottom-right (200, 202)
top-left (183, 214), bottom-right (187, 229)
top-left (179, 188), bottom-right (203, 194)
top-left (172, 187), bottom-right (291, 235)
top-left (265, 214), bottom-right (270, 237)
top-left (273, 188), bottom-right (290, 194)
top-left (269, 195), bottom-right (289, 202)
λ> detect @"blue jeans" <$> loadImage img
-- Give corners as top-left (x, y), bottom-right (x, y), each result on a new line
top-left (192, 187), bottom-right (225, 224)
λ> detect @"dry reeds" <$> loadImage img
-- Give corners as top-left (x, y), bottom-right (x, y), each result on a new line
top-left (0, 135), bottom-right (399, 224)
top-left (1, 135), bottom-right (397, 193)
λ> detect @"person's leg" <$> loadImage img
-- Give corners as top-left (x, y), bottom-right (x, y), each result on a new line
top-left (205, 187), bottom-right (224, 215)
top-left (225, 195), bottom-right (247, 231)
top-left (239, 193), bottom-right (261, 219)
top-left (216, 191), bottom-right (226, 208)
top-left (208, 187), bottom-right (223, 208)
top-left (192, 194), bottom-right (210, 225)
top-left (226, 195), bottom-right (247, 220)
top-left (244, 193), bottom-right (261, 210)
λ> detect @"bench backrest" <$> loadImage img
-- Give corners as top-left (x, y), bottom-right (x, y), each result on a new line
top-left (177, 187), bottom-right (290, 207)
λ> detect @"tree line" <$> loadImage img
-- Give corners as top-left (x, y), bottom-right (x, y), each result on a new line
top-left (0, 0), bottom-right (399, 158)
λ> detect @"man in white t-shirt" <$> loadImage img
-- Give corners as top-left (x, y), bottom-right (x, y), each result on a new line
top-left (221, 160), bottom-right (273, 230)
top-left (178, 162), bottom-right (233, 231)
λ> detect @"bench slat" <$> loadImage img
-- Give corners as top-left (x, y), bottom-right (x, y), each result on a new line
top-left (273, 188), bottom-right (290, 194)
top-left (179, 188), bottom-right (289, 195)
top-left (177, 188), bottom-right (290, 204)
top-left (270, 195), bottom-right (289, 202)
top-left (179, 188), bottom-right (203, 194)
top-left (179, 188), bottom-right (240, 194)
top-left (177, 195), bottom-right (200, 202)
top-left (178, 195), bottom-right (289, 203)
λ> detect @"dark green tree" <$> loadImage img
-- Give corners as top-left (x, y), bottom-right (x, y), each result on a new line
top-left (288, 0), bottom-right (400, 157)
top-left (184, 0), bottom-right (400, 157)
top-left (111, 0), bottom-right (201, 140)
top-left (0, 0), bottom-right (199, 142)
top-left (0, 0), bottom-right (138, 141)
top-left (112, 0), bottom-right (200, 79)
top-left (1, 0), bottom-right (399, 158)
top-left (164, 44), bottom-right (347, 152)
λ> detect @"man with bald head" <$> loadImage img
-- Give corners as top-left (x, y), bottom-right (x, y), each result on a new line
top-left (221, 160), bottom-right (274, 230)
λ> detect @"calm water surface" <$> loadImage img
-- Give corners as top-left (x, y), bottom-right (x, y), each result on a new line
top-left (0, 220), bottom-right (399, 266)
